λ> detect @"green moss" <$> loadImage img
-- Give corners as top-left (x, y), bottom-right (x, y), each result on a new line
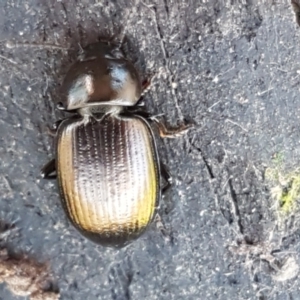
top-left (265, 154), bottom-right (300, 214)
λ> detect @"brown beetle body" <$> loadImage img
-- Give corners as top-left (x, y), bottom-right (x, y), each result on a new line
top-left (41, 41), bottom-right (189, 247)
top-left (56, 114), bottom-right (160, 247)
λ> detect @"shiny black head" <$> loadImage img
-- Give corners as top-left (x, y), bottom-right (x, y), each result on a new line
top-left (60, 41), bottom-right (142, 111)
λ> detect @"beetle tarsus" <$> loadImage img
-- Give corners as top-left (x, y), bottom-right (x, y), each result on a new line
top-left (41, 159), bottom-right (57, 179)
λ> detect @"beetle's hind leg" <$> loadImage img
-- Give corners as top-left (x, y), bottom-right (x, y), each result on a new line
top-left (41, 159), bottom-right (57, 179)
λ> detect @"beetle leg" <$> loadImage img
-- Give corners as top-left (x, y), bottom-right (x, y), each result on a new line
top-left (154, 214), bottom-right (172, 242)
top-left (41, 159), bottom-right (57, 179)
top-left (47, 120), bottom-right (63, 136)
top-left (52, 120), bottom-right (63, 130)
top-left (47, 127), bottom-right (57, 137)
top-left (160, 162), bottom-right (172, 194)
top-left (130, 110), bottom-right (193, 137)
top-left (151, 117), bottom-right (193, 138)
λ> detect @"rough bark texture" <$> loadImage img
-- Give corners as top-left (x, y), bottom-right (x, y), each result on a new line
top-left (1, 0), bottom-right (300, 299)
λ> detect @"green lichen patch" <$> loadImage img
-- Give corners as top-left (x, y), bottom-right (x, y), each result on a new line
top-left (265, 156), bottom-right (300, 214)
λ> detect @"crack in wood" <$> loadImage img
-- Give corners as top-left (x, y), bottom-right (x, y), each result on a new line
top-left (188, 139), bottom-right (215, 180)
top-left (228, 178), bottom-right (244, 236)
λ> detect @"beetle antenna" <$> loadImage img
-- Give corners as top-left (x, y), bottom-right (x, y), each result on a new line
top-left (118, 6), bottom-right (136, 49)
top-left (140, 73), bottom-right (157, 97)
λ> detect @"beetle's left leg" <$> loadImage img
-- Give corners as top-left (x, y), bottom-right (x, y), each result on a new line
top-left (151, 117), bottom-right (193, 138)
top-left (41, 159), bottom-right (56, 179)
top-left (47, 120), bottom-right (63, 136)
top-left (160, 162), bottom-right (172, 194)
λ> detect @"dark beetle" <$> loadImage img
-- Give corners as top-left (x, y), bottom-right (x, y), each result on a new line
top-left (41, 41), bottom-right (190, 247)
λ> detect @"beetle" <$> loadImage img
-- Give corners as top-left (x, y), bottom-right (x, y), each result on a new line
top-left (41, 41), bottom-right (190, 247)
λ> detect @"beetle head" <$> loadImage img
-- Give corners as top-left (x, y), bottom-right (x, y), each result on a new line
top-left (59, 41), bottom-right (142, 112)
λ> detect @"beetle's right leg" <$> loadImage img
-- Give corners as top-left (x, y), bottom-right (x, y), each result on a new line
top-left (41, 159), bottom-right (56, 179)
top-left (131, 110), bottom-right (194, 137)
top-left (151, 117), bottom-right (193, 138)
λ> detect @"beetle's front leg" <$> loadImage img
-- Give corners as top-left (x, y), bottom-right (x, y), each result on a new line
top-left (151, 116), bottom-right (193, 138)
top-left (41, 159), bottom-right (56, 179)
